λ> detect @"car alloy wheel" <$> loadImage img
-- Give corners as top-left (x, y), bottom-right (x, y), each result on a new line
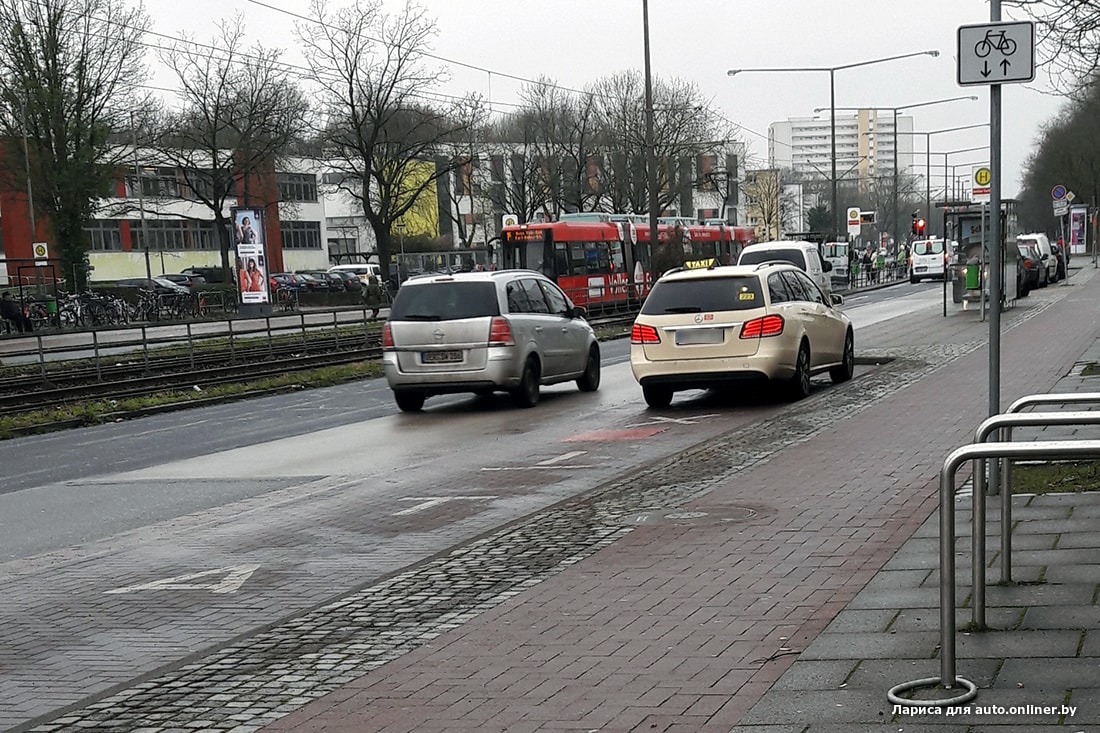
top-left (788, 342), bottom-right (811, 401)
top-left (830, 330), bottom-right (854, 384)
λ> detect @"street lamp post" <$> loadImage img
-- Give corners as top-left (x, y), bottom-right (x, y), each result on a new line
top-left (895, 123), bottom-right (989, 230)
top-left (819, 96), bottom-right (977, 251)
top-left (728, 50), bottom-right (939, 239)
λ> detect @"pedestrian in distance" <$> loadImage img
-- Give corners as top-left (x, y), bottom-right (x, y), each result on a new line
top-left (0, 291), bottom-right (33, 333)
top-left (861, 247), bottom-right (873, 286)
top-left (361, 274), bottom-right (384, 321)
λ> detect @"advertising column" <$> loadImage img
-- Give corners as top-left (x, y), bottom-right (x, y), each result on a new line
top-left (231, 206), bottom-right (271, 314)
top-left (1069, 205), bottom-right (1088, 256)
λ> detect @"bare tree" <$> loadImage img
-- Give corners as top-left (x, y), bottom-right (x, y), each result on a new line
top-left (744, 169), bottom-right (783, 241)
top-left (298, 0), bottom-right (479, 282)
top-left (439, 96), bottom-right (491, 248)
top-left (591, 71), bottom-right (736, 215)
top-left (150, 17), bottom-right (310, 274)
top-left (0, 0), bottom-right (149, 289)
top-left (1006, 0), bottom-right (1100, 97)
top-left (485, 113), bottom-right (552, 224)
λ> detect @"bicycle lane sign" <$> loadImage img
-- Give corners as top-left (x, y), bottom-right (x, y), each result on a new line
top-left (957, 21), bottom-right (1034, 86)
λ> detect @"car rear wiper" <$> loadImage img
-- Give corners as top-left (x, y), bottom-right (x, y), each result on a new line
top-left (403, 314), bottom-right (442, 321)
top-left (662, 306), bottom-right (702, 313)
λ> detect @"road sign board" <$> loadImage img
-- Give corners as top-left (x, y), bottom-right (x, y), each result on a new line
top-left (1052, 184), bottom-right (1067, 200)
top-left (1066, 191), bottom-right (1076, 203)
top-left (957, 21), bottom-right (1035, 86)
top-left (972, 166), bottom-right (992, 203)
top-left (501, 213), bottom-right (518, 228)
top-left (1054, 201), bottom-right (1069, 217)
top-left (846, 207), bottom-right (861, 237)
top-left (32, 242), bottom-right (48, 261)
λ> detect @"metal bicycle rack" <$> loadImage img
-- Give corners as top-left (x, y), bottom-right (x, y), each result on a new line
top-left (970, 411), bottom-right (1100, 626)
top-left (889, 439), bottom-right (1100, 708)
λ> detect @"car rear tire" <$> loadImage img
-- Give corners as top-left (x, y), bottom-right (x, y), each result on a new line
top-left (510, 358), bottom-right (540, 408)
top-left (394, 391), bottom-right (425, 412)
top-left (910, 274), bottom-right (919, 284)
top-left (576, 346), bottom-right (601, 392)
top-left (642, 384), bottom-right (673, 409)
top-left (787, 342), bottom-right (812, 401)
top-left (830, 331), bottom-right (854, 384)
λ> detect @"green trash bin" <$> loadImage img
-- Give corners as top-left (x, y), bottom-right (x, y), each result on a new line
top-left (965, 264), bottom-right (981, 290)
top-left (44, 297), bottom-right (57, 315)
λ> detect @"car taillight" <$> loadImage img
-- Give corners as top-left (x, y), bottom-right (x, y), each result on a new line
top-left (631, 323), bottom-right (660, 344)
top-left (489, 316), bottom-right (515, 346)
top-left (382, 323), bottom-right (394, 348)
top-left (740, 314), bottom-right (784, 338)
top-left (1024, 258), bottom-right (1032, 268)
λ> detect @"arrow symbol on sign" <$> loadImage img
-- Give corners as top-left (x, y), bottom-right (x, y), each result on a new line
top-left (1000, 59), bottom-right (1011, 74)
top-left (981, 61), bottom-right (991, 78)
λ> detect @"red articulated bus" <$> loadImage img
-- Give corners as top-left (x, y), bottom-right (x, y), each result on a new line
top-left (500, 214), bottom-right (754, 311)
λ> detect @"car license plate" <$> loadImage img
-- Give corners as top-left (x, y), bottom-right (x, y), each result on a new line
top-left (916, 266), bottom-right (927, 272)
top-left (675, 329), bottom-right (724, 345)
top-left (422, 350), bottom-right (462, 364)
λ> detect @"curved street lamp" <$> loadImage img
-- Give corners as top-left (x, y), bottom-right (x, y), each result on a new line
top-left (727, 49), bottom-right (940, 239)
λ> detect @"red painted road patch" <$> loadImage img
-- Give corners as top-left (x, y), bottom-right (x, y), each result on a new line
top-left (564, 427), bottom-right (667, 442)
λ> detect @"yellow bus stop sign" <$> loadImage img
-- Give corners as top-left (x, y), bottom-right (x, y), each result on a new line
top-left (32, 242), bottom-right (49, 261)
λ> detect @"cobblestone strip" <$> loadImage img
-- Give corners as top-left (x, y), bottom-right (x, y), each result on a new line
top-left (23, 301), bottom-right (1060, 732)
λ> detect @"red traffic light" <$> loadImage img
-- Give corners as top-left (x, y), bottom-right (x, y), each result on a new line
top-left (913, 218), bottom-right (927, 235)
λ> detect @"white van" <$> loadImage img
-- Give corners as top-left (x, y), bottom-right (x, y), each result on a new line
top-left (909, 238), bottom-right (949, 283)
top-left (1017, 233), bottom-right (1058, 286)
top-left (328, 263), bottom-right (383, 284)
top-left (820, 242), bottom-right (849, 278)
top-left (737, 240), bottom-right (837, 301)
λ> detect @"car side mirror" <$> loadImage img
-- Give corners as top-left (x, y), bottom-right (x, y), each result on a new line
top-left (570, 305), bottom-right (587, 319)
top-left (822, 260), bottom-right (833, 272)
top-left (831, 293), bottom-right (844, 306)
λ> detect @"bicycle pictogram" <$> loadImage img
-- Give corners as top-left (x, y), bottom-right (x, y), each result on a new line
top-left (975, 29), bottom-right (1017, 58)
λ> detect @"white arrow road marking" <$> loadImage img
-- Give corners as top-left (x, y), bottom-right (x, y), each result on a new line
top-left (626, 413), bottom-right (720, 427)
top-left (393, 496), bottom-right (497, 516)
top-left (105, 564), bottom-right (261, 595)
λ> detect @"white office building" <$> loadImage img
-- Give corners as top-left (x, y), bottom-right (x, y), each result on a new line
top-left (769, 111), bottom-right (915, 187)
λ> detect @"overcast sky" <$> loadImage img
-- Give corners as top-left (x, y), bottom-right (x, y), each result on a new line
top-left (147, 0), bottom-right (1067, 199)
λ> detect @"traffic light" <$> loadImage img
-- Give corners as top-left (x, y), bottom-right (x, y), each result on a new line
top-left (912, 217), bottom-right (927, 236)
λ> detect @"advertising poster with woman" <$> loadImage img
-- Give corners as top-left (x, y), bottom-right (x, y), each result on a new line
top-left (232, 207), bottom-right (270, 304)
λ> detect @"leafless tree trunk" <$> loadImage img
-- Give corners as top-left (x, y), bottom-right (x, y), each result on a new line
top-left (1006, 0), bottom-right (1100, 97)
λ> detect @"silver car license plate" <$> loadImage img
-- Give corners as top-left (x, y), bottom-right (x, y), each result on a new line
top-left (422, 350), bottom-right (462, 364)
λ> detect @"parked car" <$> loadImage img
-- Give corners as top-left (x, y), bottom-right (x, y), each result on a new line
top-left (1017, 233), bottom-right (1058, 286)
top-left (1016, 242), bottom-right (1042, 291)
top-left (115, 277), bottom-right (190, 296)
top-left (161, 273), bottom-right (207, 289)
top-left (294, 273), bottom-right (329, 292)
top-left (297, 270), bottom-right (346, 292)
top-left (269, 273), bottom-right (309, 292)
top-left (328, 270), bottom-right (363, 292)
top-left (329, 263), bottom-right (384, 284)
top-left (181, 266), bottom-right (230, 284)
top-left (736, 240), bottom-right (836, 301)
top-left (630, 262), bottom-right (853, 408)
top-left (382, 270), bottom-right (600, 412)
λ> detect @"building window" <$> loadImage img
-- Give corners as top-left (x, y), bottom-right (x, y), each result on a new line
top-left (281, 220), bottom-right (322, 249)
top-left (125, 167), bottom-right (180, 198)
top-left (277, 173), bottom-right (318, 202)
top-left (85, 220), bottom-right (123, 251)
top-left (130, 220), bottom-right (218, 251)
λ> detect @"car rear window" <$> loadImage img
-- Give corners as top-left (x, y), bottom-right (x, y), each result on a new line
top-left (738, 248), bottom-right (807, 269)
top-left (389, 281), bottom-right (500, 320)
top-left (913, 240), bottom-right (944, 255)
top-left (641, 276), bottom-right (765, 314)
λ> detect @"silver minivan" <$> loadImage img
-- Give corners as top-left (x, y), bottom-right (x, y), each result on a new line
top-left (382, 270), bottom-right (601, 411)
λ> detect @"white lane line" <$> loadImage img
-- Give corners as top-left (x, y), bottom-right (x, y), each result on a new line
top-left (480, 465), bottom-right (595, 471)
top-left (105, 564), bottom-right (261, 595)
top-left (393, 496), bottom-right (497, 516)
top-left (536, 450), bottom-right (588, 466)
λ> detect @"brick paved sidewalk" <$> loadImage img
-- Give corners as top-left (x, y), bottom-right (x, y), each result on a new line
top-left (264, 271), bottom-right (1100, 733)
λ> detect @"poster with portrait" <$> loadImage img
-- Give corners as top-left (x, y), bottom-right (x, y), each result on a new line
top-left (232, 207), bottom-right (270, 304)
top-left (1070, 206), bottom-right (1088, 255)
